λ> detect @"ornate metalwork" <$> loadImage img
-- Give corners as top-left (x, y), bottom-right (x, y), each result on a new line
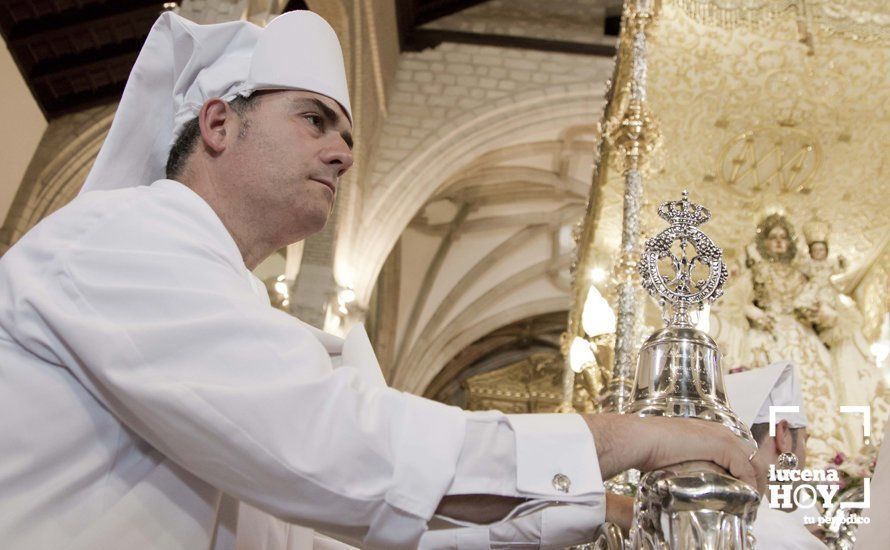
top-left (630, 469), bottom-right (760, 549)
top-left (718, 126), bottom-right (822, 199)
top-left (674, 0), bottom-right (890, 44)
top-left (607, 99), bottom-right (662, 173)
top-left (626, 192), bottom-right (757, 549)
top-left (822, 484), bottom-right (867, 549)
top-left (591, 522), bottom-right (627, 549)
top-left (638, 190), bottom-right (728, 326)
top-left (603, 0), bottom-right (662, 414)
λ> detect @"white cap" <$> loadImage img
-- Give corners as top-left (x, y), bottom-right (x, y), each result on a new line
top-left (81, 10), bottom-right (351, 194)
top-left (725, 361), bottom-right (809, 429)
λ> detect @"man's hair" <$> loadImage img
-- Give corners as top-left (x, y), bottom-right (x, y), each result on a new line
top-left (751, 422), bottom-right (802, 447)
top-left (165, 95), bottom-right (259, 180)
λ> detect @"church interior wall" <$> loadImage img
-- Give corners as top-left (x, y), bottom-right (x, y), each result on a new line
top-left (0, 36), bottom-right (47, 224)
top-left (0, 0), bottom-right (886, 409)
top-left (336, 40), bottom-right (613, 316)
top-left (0, 103), bottom-right (113, 256)
top-left (350, 39), bottom-right (614, 392)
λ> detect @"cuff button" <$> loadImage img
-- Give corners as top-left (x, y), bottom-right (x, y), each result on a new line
top-left (552, 473), bottom-right (571, 493)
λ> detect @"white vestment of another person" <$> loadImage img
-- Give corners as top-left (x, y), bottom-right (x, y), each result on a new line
top-left (854, 411), bottom-right (890, 549)
top-left (725, 362), bottom-right (828, 550)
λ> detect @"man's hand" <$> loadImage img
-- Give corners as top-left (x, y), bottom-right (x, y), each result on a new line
top-left (435, 413), bottom-right (765, 525)
top-left (583, 414), bottom-right (765, 495)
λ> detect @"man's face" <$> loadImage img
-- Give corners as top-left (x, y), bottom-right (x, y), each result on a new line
top-left (222, 90), bottom-right (354, 244)
top-left (765, 226), bottom-right (789, 256)
top-left (792, 428), bottom-right (808, 467)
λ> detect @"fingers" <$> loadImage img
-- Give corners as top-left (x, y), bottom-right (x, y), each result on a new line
top-left (679, 418), bottom-right (763, 495)
top-left (637, 417), bottom-right (765, 495)
top-left (586, 414), bottom-right (766, 496)
top-left (718, 434), bottom-right (764, 495)
top-left (749, 453), bottom-right (769, 496)
top-left (605, 493), bottom-right (634, 532)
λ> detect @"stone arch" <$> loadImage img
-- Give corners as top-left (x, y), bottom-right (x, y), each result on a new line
top-left (345, 82), bottom-right (604, 306)
top-left (423, 310), bottom-right (569, 410)
top-left (406, 296), bottom-right (569, 395)
top-left (0, 105), bottom-right (115, 253)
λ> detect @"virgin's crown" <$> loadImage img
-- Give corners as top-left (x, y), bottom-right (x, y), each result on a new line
top-left (657, 190), bottom-right (711, 227)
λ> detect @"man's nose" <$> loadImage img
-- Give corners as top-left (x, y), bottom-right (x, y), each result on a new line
top-left (321, 135), bottom-right (354, 177)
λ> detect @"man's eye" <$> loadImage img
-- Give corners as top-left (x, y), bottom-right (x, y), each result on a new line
top-left (305, 114), bottom-right (323, 129)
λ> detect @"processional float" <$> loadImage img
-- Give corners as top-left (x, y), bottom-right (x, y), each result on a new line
top-left (562, 0), bottom-right (880, 548)
top-left (561, 1), bottom-right (764, 543)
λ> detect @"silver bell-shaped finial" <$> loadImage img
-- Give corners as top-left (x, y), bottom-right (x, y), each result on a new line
top-left (627, 191), bottom-right (750, 442)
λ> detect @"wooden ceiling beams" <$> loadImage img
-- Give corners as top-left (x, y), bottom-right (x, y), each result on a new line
top-left (396, 0), bottom-right (617, 57)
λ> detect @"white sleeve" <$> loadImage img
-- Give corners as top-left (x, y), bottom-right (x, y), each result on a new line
top-left (421, 412), bottom-right (605, 548)
top-left (450, 412), bottom-right (605, 503)
top-left (29, 198), bottom-right (603, 549)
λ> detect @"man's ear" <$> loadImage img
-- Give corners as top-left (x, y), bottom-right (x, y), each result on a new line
top-left (198, 98), bottom-right (231, 154)
top-left (775, 419), bottom-right (794, 453)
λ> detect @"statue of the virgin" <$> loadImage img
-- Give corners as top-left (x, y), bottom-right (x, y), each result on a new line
top-left (744, 214), bottom-right (852, 463)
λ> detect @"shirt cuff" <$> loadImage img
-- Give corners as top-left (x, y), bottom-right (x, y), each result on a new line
top-left (430, 413), bottom-right (606, 548)
top-left (364, 393), bottom-right (468, 549)
top-left (508, 413), bottom-right (603, 499)
top-left (447, 412), bottom-right (604, 502)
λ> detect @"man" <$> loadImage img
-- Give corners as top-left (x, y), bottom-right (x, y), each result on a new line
top-left (0, 11), bottom-right (761, 549)
top-left (726, 362), bottom-right (828, 549)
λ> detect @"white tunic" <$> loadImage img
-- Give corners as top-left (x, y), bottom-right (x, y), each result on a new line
top-left (0, 180), bottom-right (604, 549)
top-left (753, 500), bottom-right (827, 550)
top-left (853, 412), bottom-right (890, 550)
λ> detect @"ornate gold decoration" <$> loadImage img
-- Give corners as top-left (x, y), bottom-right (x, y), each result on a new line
top-left (675, 0), bottom-right (802, 29)
top-left (586, 1), bottom-right (888, 291)
top-left (603, 0), bottom-right (663, 414)
top-left (562, 0), bottom-right (666, 414)
top-left (672, 0), bottom-right (890, 45)
top-left (718, 126), bottom-right (822, 198)
top-left (463, 352), bottom-right (594, 413)
top-left (605, 98), bottom-right (663, 174)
